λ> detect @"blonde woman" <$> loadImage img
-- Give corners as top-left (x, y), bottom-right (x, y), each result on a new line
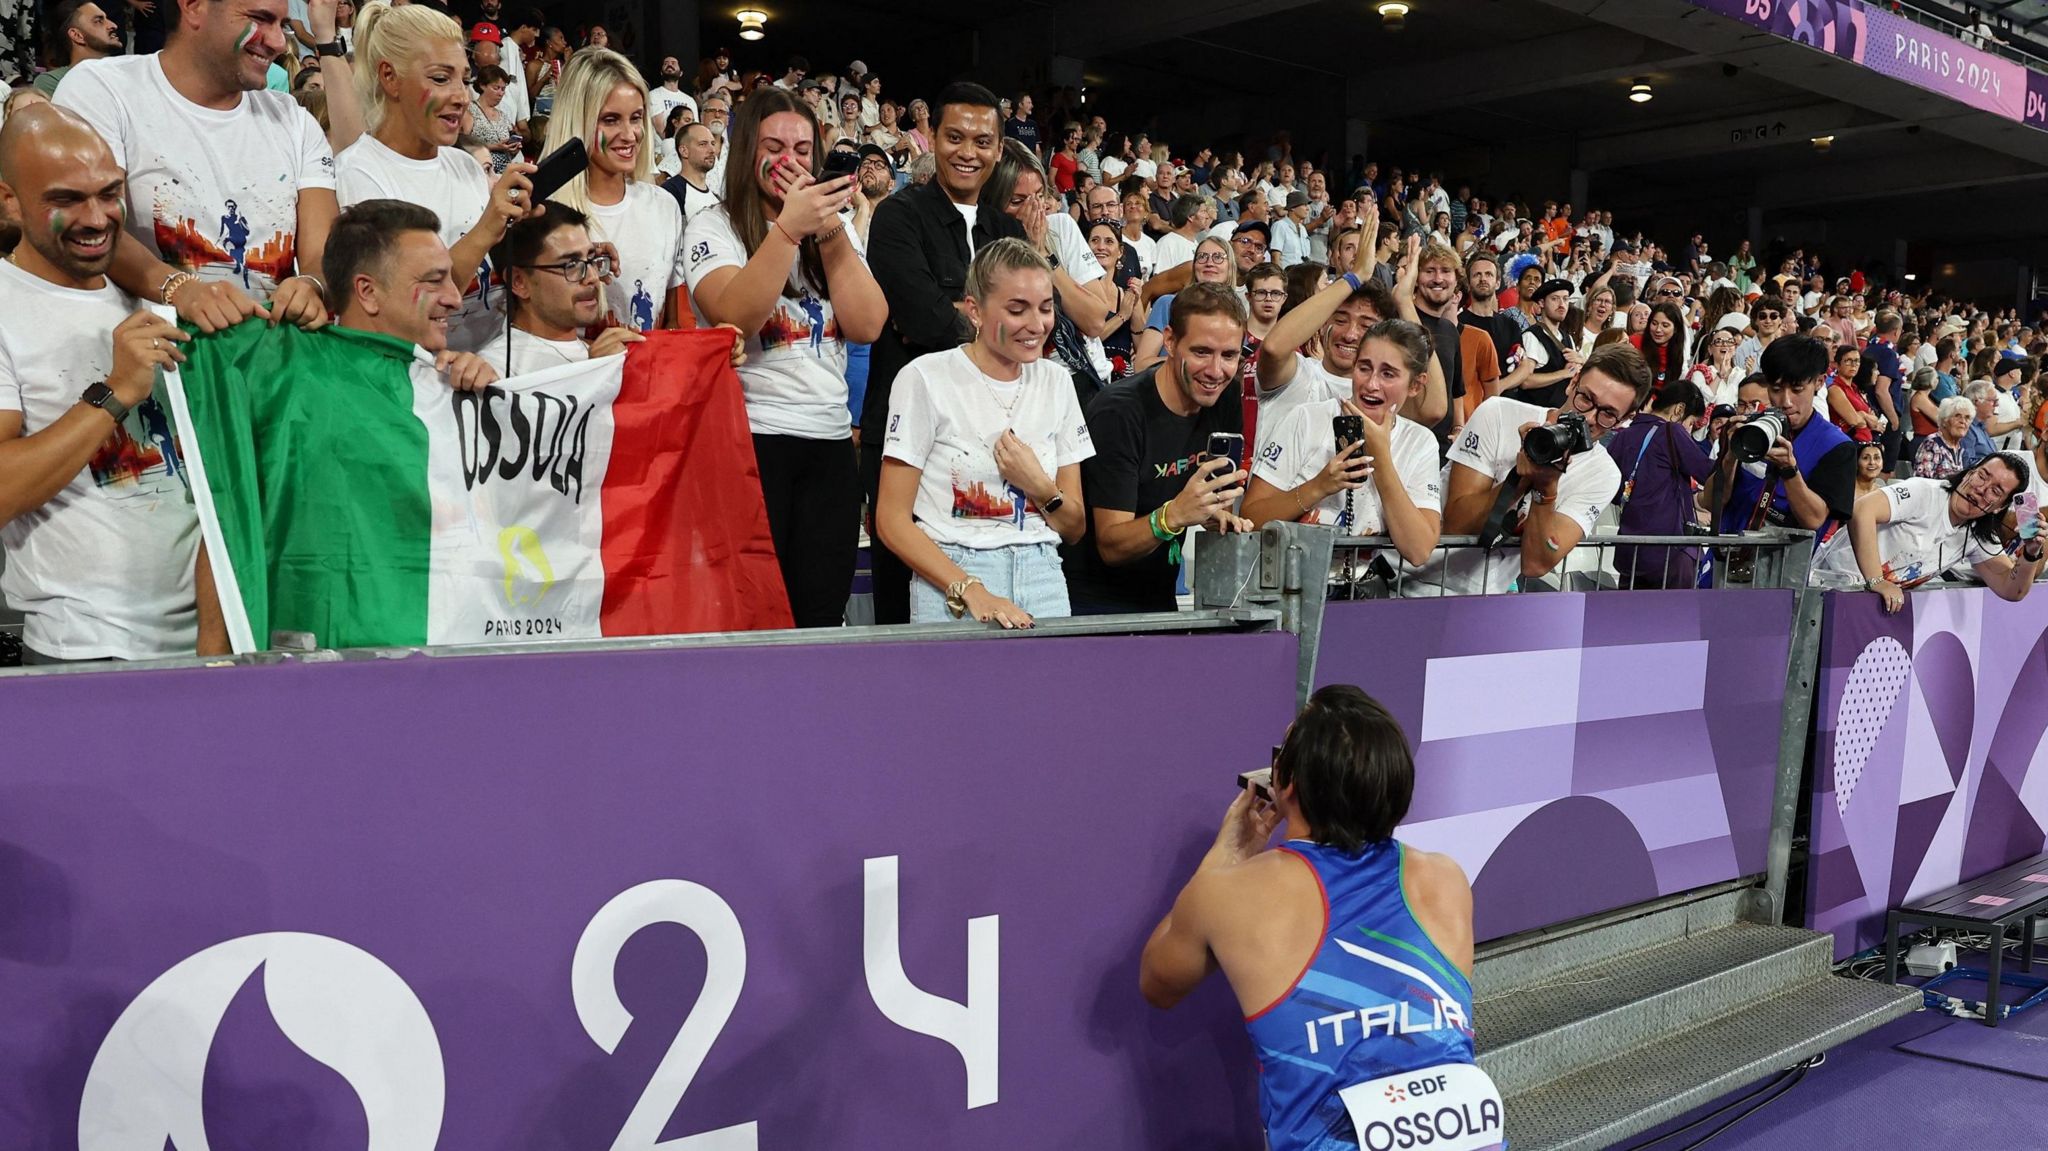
top-left (878, 239), bottom-right (1093, 628)
top-left (335, 2), bottom-right (536, 351)
top-left (542, 48), bottom-right (681, 333)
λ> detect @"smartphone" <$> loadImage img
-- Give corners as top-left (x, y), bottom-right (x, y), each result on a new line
top-left (1207, 432), bottom-right (1244, 481)
top-left (1238, 767), bottom-right (1274, 803)
top-left (1334, 414), bottom-right (1365, 454)
top-left (527, 137), bottom-right (589, 204)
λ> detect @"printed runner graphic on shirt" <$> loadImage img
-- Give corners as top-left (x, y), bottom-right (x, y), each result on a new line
top-left (162, 321), bottom-right (793, 652)
top-left (88, 398), bottom-right (182, 490)
top-left (154, 197), bottom-right (298, 292)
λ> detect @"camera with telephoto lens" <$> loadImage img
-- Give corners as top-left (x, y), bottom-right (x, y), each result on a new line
top-left (1731, 410), bottom-right (1789, 464)
top-left (1522, 411), bottom-right (1594, 470)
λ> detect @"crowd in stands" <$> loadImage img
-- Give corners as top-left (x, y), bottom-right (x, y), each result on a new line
top-left (1, 0), bottom-right (2045, 664)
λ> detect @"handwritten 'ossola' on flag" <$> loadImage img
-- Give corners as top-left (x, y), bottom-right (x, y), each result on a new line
top-left (163, 321), bottom-right (792, 651)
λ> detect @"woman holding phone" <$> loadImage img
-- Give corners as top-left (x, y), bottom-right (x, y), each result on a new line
top-left (335, 3), bottom-right (537, 352)
top-left (1241, 319), bottom-right (1444, 568)
top-left (685, 85), bottom-right (885, 628)
top-left (877, 239), bottom-right (1094, 628)
top-left (542, 48), bottom-right (682, 333)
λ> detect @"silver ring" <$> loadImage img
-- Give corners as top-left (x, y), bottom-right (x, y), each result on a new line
top-left (508, 189), bottom-right (522, 201)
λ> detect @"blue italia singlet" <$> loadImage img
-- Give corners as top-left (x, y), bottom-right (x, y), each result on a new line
top-left (1245, 838), bottom-right (1478, 1151)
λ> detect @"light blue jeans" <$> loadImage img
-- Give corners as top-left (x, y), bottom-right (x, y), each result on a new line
top-left (910, 541), bottom-right (1072, 623)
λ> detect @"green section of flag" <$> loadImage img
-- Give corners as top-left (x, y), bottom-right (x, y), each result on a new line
top-left (174, 320), bottom-right (433, 649)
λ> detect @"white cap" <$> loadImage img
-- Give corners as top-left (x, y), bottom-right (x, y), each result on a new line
top-left (848, 60), bottom-right (868, 75)
top-left (1714, 312), bottom-right (1750, 334)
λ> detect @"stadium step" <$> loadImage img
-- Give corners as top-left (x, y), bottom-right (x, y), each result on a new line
top-left (1473, 885), bottom-right (1921, 1151)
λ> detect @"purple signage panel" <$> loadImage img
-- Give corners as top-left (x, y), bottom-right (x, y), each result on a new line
top-left (2029, 69), bottom-right (2048, 128)
top-left (0, 632), bottom-right (1301, 1149)
top-left (1691, 0), bottom-right (2036, 127)
top-left (1315, 591), bottom-right (1794, 942)
top-left (1806, 588), bottom-right (2048, 959)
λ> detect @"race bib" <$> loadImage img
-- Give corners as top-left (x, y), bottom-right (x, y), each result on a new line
top-left (1338, 1062), bottom-right (1506, 1151)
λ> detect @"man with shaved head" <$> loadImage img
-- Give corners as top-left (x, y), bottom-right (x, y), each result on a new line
top-left (0, 105), bottom-right (220, 662)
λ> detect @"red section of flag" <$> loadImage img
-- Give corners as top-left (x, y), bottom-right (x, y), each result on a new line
top-left (598, 331), bottom-right (794, 633)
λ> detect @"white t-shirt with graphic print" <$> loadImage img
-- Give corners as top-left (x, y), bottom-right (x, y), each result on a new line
top-left (586, 181), bottom-right (688, 335)
top-left (685, 203), bottom-right (863, 439)
top-left (883, 348), bottom-right (1094, 550)
top-left (1811, 477), bottom-right (2000, 587)
top-left (335, 135), bottom-right (499, 353)
top-left (1253, 398), bottom-right (1441, 531)
top-left (0, 263), bottom-right (197, 658)
top-left (55, 54), bottom-right (336, 303)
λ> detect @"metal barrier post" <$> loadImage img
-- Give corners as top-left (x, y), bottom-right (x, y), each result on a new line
top-left (1761, 532), bottom-right (1822, 926)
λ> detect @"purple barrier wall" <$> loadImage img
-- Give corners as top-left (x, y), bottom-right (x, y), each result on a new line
top-left (1806, 588), bottom-right (2048, 959)
top-left (0, 632), bottom-right (1300, 1149)
top-left (1691, 0), bottom-right (2037, 127)
top-left (1315, 592), bottom-right (1795, 942)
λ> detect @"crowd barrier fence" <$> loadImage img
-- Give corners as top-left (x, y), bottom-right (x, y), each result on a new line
top-left (2, 524), bottom-right (2040, 1145)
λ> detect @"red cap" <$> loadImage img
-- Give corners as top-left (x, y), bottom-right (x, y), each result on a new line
top-left (469, 22), bottom-right (502, 43)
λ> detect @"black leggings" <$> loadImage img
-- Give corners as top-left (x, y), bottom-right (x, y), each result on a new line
top-left (859, 438), bottom-right (912, 624)
top-left (753, 434), bottom-right (860, 628)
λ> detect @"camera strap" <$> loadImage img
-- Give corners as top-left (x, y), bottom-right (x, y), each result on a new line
top-left (1477, 476), bottom-right (1524, 549)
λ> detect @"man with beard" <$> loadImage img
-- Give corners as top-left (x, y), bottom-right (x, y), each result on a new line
top-left (35, 0), bottom-right (124, 97)
top-left (647, 55), bottom-right (697, 137)
top-left (1410, 241), bottom-right (1467, 447)
top-left (1459, 250), bottom-right (1523, 381)
top-left (661, 121), bottom-right (721, 225)
top-left (479, 207), bottom-right (644, 376)
top-left (849, 143), bottom-right (894, 246)
top-left (0, 106), bottom-right (210, 662)
top-left (863, 82), bottom-right (1026, 623)
top-left (1496, 278), bottom-right (1582, 408)
top-left (1065, 283), bottom-right (1253, 615)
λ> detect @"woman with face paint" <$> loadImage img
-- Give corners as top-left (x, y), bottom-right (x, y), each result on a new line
top-left (335, 3), bottom-right (538, 352)
top-left (876, 239), bottom-right (1095, 628)
top-left (684, 85), bottom-right (887, 628)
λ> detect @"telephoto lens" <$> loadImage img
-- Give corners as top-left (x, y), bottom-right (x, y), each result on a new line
top-left (1732, 410), bottom-right (1788, 463)
top-left (1522, 411), bottom-right (1594, 470)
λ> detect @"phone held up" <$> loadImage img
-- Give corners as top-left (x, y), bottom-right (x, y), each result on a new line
top-left (527, 137), bottom-right (590, 204)
top-left (820, 148), bottom-right (861, 180)
top-left (1207, 432), bottom-right (1244, 482)
top-left (1333, 414), bottom-right (1365, 455)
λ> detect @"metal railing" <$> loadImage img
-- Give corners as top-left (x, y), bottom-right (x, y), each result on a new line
top-left (1891, 0), bottom-right (2048, 75)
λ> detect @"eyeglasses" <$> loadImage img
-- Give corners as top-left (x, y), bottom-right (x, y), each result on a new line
top-left (520, 254), bottom-right (613, 282)
top-left (1194, 251), bottom-right (1228, 265)
top-left (1567, 386), bottom-right (1627, 430)
top-left (1248, 288), bottom-right (1287, 300)
top-left (1957, 475), bottom-right (2014, 515)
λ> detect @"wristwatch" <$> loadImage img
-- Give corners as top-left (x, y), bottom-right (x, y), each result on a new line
top-left (80, 381), bottom-right (130, 425)
top-left (1041, 491), bottom-right (1066, 515)
top-left (313, 40), bottom-right (346, 57)
top-left (1044, 249), bottom-right (1061, 270)
top-left (2023, 539), bottom-right (2045, 564)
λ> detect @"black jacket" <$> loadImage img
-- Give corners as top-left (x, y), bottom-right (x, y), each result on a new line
top-left (859, 179), bottom-right (1027, 442)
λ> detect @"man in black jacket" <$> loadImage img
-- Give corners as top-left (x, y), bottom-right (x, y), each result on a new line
top-left (860, 81), bottom-right (1024, 623)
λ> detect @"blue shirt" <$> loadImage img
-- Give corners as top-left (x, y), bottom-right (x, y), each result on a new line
top-left (1865, 336), bottom-right (1904, 413)
top-left (1244, 839), bottom-right (1476, 1151)
top-left (1719, 411), bottom-right (1857, 536)
top-left (1962, 421), bottom-right (1997, 468)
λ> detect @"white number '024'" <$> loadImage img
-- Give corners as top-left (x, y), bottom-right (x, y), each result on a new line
top-left (75, 858), bottom-right (999, 1147)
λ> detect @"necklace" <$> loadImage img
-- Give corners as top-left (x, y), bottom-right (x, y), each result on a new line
top-left (965, 345), bottom-right (1022, 422)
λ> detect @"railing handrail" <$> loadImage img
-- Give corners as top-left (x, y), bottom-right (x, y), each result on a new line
top-left (1889, 0), bottom-right (2048, 76)
top-left (1326, 529), bottom-right (1815, 549)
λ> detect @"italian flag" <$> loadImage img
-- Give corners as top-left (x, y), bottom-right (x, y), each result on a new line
top-left (163, 321), bottom-right (792, 652)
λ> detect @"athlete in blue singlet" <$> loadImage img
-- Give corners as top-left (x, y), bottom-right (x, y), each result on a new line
top-left (1141, 685), bottom-right (1483, 1151)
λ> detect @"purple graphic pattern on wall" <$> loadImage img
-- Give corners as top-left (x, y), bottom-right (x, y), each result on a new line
top-left (1808, 588), bottom-right (2048, 959)
top-left (1315, 591), bottom-right (1795, 942)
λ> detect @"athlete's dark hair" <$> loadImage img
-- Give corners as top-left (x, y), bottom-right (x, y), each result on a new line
top-left (1273, 685), bottom-right (1414, 852)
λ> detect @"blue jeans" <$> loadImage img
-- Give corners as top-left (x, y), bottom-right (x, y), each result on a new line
top-left (910, 541), bottom-right (1071, 623)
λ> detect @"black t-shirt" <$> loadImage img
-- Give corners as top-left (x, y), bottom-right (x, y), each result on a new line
top-left (1414, 304), bottom-right (1466, 454)
top-left (1460, 308), bottom-right (1524, 379)
top-left (1066, 367), bottom-right (1243, 612)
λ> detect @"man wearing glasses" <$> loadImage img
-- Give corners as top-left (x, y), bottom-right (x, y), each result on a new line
top-left (481, 207), bottom-right (639, 377)
top-left (1406, 343), bottom-right (1651, 596)
top-left (1711, 335), bottom-right (1857, 544)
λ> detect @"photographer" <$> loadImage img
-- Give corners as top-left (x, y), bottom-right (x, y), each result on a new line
top-left (1813, 453), bottom-right (2045, 611)
top-left (1405, 343), bottom-right (1651, 595)
top-left (1711, 335), bottom-right (1857, 542)
top-left (1241, 319), bottom-right (1444, 568)
top-left (1140, 686), bottom-right (1477, 1151)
